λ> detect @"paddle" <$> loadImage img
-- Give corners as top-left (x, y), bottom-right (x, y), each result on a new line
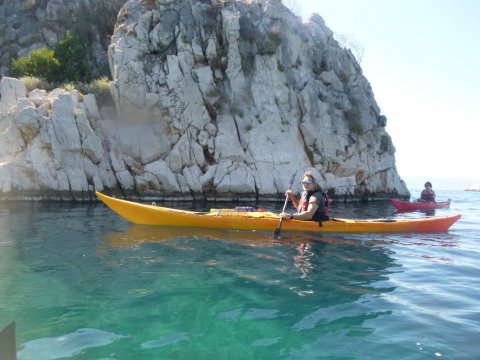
top-left (273, 172), bottom-right (297, 239)
top-left (0, 321), bottom-right (16, 360)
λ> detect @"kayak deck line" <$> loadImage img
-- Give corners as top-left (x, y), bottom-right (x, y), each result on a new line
top-left (96, 192), bottom-right (461, 233)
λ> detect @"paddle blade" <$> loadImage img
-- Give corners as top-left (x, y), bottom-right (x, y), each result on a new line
top-left (0, 321), bottom-right (16, 360)
top-left (273, 228), bottom-right (280, 239)
top-left (273, 218), bottom-right (284, 239)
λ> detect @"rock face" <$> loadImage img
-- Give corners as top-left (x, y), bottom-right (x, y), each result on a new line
top-left (0, 0), bottom-right (409, 201)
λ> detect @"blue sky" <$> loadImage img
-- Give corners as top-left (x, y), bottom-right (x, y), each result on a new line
top-left (293, 0), bottom-right (480, 189)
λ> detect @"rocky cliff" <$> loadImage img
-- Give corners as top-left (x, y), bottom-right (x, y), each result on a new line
top-left (0, 0), bottom-right (409, 201)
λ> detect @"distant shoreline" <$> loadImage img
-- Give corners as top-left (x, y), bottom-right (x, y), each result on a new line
top-left (401, 176), bottom-right (480, 191)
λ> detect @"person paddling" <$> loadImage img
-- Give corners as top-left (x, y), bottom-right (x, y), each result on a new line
top-left (280, 171), bottom-right (329, 222)
top-left (418, 181), bottom-right (436, 202)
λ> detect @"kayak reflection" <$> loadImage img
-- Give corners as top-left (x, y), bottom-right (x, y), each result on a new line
top-left (394, 209), bottom-right (436, 216)
top-left (103, 225), bottom-right (277, 249)
top-left (100, 225), bottom-right (382, 250)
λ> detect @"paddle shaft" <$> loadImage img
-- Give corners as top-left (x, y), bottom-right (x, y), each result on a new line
top-left (274, 172), bottom-right (297, 239)
top-left (274, 195), bottom-right (290, 238)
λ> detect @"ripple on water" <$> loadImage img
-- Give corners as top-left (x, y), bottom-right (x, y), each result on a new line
top-left (17, 328), bottom-right (128, 360)
top-left (140, 332), bottom-right (190, 349)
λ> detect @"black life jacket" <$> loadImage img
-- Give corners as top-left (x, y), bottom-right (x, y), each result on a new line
top-left (298, 189), bottom-right (330, 221)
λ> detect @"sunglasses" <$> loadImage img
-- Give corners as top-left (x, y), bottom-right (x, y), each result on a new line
top-left (301, 180), bottom-right (314, 185)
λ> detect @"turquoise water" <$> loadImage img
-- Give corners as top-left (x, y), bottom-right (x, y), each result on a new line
top-left (0, 190), bottom-right (479, 359)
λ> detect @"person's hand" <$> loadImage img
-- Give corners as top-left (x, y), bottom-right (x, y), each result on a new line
top-left (285, 189), bottom-right (294, 199)
top-left (280, 212), bottom-right (291, 220)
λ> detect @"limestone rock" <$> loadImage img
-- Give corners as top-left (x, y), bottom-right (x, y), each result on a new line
top-left (0, 0), bottom-right (410, 201)
top-left (0, 77), bottom-right (27, 112)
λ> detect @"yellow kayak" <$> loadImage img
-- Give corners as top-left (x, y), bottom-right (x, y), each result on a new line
top-left (96, 192), bottom-right (461, 233)
top-left (96, 192), bottom-right (460, 233)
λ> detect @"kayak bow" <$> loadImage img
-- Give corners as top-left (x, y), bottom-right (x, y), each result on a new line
top-left (97, 192), bottom-right (460, 233)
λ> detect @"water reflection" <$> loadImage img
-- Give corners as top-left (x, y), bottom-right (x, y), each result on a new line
top-left (17, 328), bottom-right (127, 360)
top-left (1, 197), bottom-right (471, 358)
top-left (141, 332), bottom-right (189, 349)
top-left (97, 224), bottom-right (400, 351)
top-left (394, 209), bottom-right (436, 216)
top-left (293, 243), bottom-right (313, 279)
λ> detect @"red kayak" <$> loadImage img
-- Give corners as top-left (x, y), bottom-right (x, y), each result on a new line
top-left (389, 198), bottom-right (451, 212)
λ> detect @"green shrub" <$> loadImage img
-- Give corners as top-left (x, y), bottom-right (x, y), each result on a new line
top-left (19, 76), bottom-right (48, 92)
top-left (60, 82), bottom-right (76, 92)
top-left (241, 52), bottom-right (255, 74)
top-left (377, 114), bottom-right (387, 127)
top-left (239, 15), bottom-right (257, 42)
top-left (258, 27), bottom-right (282, 55)
top-left (181, 33), bottom-right (192, 44)
top-left (349, 118), bottom-right (363, 135)
top-left (204, 2), bottom-right (222, 33)
top-left (338, 70), bottom-right (349, 84)
top-left (10, 48), bottom-right (60, 83)
top-left (209, 56), bottom-right (227, 71)
top-left (85, 77), bottom-right (113, 105)
top-left (10, 32), bottom-right (91, 84)
top-left (312, 42), bottom-right (327, 75)
top-left (380, 134), bottom-right (392, 152)
top-left (54, 32), bottom-right (91, 82)
top-left (344, 106), bottom-right (363, 135)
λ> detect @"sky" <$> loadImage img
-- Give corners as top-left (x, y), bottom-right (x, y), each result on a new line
top-left (291, 0), bottom-right (480, 190)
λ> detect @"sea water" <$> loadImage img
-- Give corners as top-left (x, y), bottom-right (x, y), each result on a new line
top-left (0, 190), bottom-right (478, 359)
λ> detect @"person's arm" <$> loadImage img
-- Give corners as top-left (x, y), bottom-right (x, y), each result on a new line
top-left (280, 190), bottom-right (299, 219)
top-left (420, 190), bottom-right (428, 200)
top-left (286, 198), bottom-right (319, 220)
top-left (285, 189), bottom-right (299, 209)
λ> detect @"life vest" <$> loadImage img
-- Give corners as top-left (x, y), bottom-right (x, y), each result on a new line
top-left (298, 189), bottom-right (330, 221)
top-left (420, 189), bottom-right (435, 202)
